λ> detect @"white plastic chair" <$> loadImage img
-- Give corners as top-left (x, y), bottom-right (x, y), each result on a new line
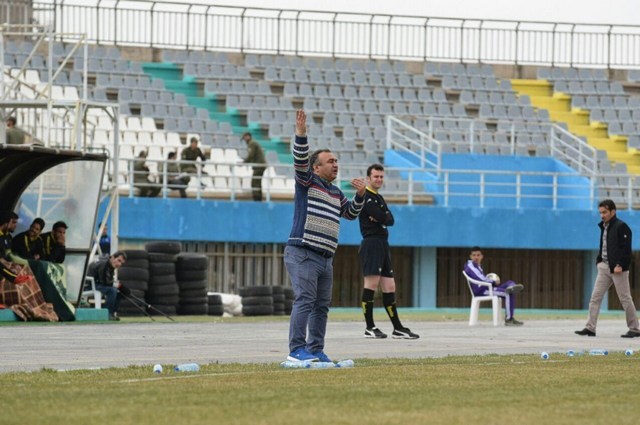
top-left (81, 276), bottom-right (102, 309)
top-left (462, 270), bottom-right (502, 326)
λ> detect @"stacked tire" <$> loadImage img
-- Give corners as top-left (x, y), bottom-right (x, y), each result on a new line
top-left (145, 241), bottom-right (181, 317)
top-left (176, 254), bottom-right (208, 315)
top-left (240, 286), bottom-right (274, 316)
top-left (207, 293), bottom-right (224, 316)
top-left (272, 286), bottom-right (285, 316)
top-left (116, 250), bottom-right (149, 317)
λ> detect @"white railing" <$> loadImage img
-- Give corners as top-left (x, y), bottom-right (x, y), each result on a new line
top-left (550, 125), bottom-right (598, 175)
top-left (116, 157), bottom-right (638, 210)
top-left (386, 115), bottom-right (440, 170)
top-left (10, 0), bottom-right (639, 68)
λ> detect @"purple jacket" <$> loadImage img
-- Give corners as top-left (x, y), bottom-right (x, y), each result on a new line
top-left (463, 259), bottom-right (497, 296)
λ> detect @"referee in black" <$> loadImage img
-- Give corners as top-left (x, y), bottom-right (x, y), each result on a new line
top-left (359, 164), bottom-right (419, 339)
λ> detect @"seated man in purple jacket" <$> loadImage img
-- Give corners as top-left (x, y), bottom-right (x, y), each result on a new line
top-left (463, 246), bottom-right (525, 326)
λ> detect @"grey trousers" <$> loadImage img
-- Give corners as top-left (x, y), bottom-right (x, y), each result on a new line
top-left (585, 262), bottom-right (640, 332)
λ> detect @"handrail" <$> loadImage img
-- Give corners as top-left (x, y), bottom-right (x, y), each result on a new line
top-left (386, 115), bottom-right (440, 170)
top-left (7, 0), bottom-right (635, 68)
top-left (114, 157), bottom-right (638, 210)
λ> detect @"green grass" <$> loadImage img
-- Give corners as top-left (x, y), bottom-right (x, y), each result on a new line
top-left (1, 354), bottom-right (637, 425)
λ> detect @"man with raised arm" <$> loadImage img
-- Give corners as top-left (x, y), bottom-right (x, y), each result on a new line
top-left (285, 109), bottom-right (367, 363)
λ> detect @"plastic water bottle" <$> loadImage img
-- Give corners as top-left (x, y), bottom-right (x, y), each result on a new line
top-left (589, 349), bottom-right (608, 356)
top-left (281, 361), bottom-right (311, 369)
top-left (566, 350), bottom-right (575, 357)
top-left (174, 363), bottom-right (200, 372)
top-left (309, 361), bottom-right (336, 369)
top-left (336, 359), bottom-right (355, 368)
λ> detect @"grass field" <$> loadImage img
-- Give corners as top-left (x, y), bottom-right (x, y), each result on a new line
top-left (1, 353), bottom-right (638, 425)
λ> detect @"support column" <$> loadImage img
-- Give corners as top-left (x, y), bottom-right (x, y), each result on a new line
top-left (413, 247), bottom-right (437, 308)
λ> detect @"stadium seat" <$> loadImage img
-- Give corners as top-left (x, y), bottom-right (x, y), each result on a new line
top-left (463, 271), bottom-right (503, 327)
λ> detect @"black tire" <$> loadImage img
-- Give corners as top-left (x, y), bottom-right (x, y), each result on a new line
top-left (148, 253), bottom-right (177, 263)
top-left (177, 304), bottom-right (208, 315)
top-left (127, 288), bottom-right (146, 299)
top-left (208, 304), bottom-right (224, 316)
top-left (207, 294), bottom-right (222, 305)
top-left (243, 304), bottom-right (274, 316)
top-left (271, 285), bottom-right (284, 295)
top-left (149, 262), bottom-right (176, 276)
top-left (273, 310), bottom-right (286, 316)
top-left (273, 302), bottom-right (285, 311)
top-left (176, 270), bottom-right (207, 281)
top-left (179, 296), bottom-right (208, 305)
top-left (145, 241), bottom-right (182, 254)
top-left (147, 295), bottom-right (179, 306)
top-left (272, 294), bottom-right (285, 303)
top-left (148, 275), bottom-right (178, 287)
top-left (148, 304), bottom-right (177, 316)
top-left (242, 296), bottom-right (274, 306)
top-left (123, 250), bottom-right (149, 260)
top-left (119, 279), bottom-right (149, 292)
top-left (239, 286), bottom-right (273, 297)
top-left (147, 283), bottom-right (180, 297)
top-left (177, 280), bottom-right (207, 291)
top-left (123, 259), bottom-right (149, 269)
top-left (179, 288), bottom-right (207, 299)
top-left (118, 267), bottom-right (149, 282)
top-left (176, 254), bottom-right (208, 270)
top-left (284, 299), bottom-right (293, 309)
top-left (284, 287), bottom-right (294, 299)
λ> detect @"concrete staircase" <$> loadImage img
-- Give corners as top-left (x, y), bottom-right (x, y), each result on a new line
top-left (511, 79), bottom-right (640, 174)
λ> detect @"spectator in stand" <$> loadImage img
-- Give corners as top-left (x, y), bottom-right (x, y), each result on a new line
top-left (163, 151), bottom-right (189, 198)
top-left (12, 217), bottom-right (45, 260)
top-left (5, 117), bottom-right (25, 145)
top-left (41, 221), bottom-right (68, 263)
top-left (133, 150), bottom-right (160, 197)
top-left (181, 137), bottom-right (207, 186)
top-left (241, 132), bottom-right (267, 201)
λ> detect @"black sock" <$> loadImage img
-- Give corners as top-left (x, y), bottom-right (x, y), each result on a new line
top-left (383, 292), bottom-right (403, 330)
top-left (361, 288), bottom-right (376, 329)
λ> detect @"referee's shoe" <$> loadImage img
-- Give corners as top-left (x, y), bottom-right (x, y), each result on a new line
top-left (392, 327), bottom-right (420, 339)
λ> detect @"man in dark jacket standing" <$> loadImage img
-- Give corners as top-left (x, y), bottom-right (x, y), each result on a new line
top-left (576, 199), bottom-right (640, 338)
top-left (242, 132), bottom-right (266, 201)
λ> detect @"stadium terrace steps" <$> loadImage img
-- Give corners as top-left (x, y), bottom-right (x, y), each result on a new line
top-left (512, 78), bottom-right (639, 174)
top-left (142, 62), bottom-right (293, 164)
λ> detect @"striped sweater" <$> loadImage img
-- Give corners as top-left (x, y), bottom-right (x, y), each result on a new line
top-left (287, 135), bottom-right (364, 255)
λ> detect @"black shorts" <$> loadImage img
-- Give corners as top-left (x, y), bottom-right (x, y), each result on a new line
top-left (358, 238), bottom-right (393, 278)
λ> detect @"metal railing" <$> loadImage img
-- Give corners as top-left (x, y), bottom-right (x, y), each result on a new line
top-left (6, 0), bottom-right (637, 68)
top-left (116, 157), bottom-right (639, 210)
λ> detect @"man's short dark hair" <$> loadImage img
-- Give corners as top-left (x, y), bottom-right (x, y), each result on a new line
top-left (309, 149), bottom-right (332, 168)
top-left (167, 151), bottom-right (176, 159)
top-left (242, 132), bottom-right (252, 139)
top-left (53, 221), bottom-right (68, 230)
top-left (367, 163), bottom-right (384, 177)
top-left (32, 218), bottom-right (45, 229)
top-left (111, 251), bottom-right (127, 261)
top-left (598, 199), bottom-right (616, 211)
top-left (470, 246), bottom-right (482, 253)
top-left (0, 211), bottom-right (12, 225)
top-left (6, 117), bottom-right (16, 126)
top-left (190, 137), bottom-right (198, 144)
